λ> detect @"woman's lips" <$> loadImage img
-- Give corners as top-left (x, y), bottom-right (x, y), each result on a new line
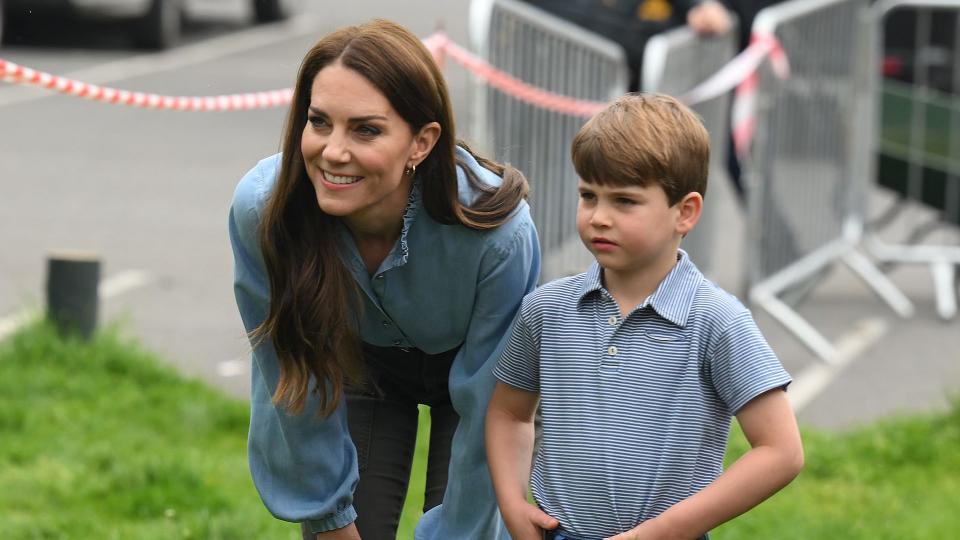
top-left (321, 169), bottom-right (363, 190)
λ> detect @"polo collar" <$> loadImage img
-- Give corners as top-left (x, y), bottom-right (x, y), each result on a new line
top-left (577, 250), bottom-right (703, 328)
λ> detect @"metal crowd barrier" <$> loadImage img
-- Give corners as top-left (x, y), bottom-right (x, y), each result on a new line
top-left (642, 23), bottom-right (740, 278)
top-left (865, 0), bottom-right (960, 319)
top-left (745, 0), bottom-right (914, 362)
top-left (469, 0), bottom-right (629, 281)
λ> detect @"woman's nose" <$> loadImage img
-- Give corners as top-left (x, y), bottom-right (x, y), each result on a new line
top-left (321, 130), bottom-right (350, 164)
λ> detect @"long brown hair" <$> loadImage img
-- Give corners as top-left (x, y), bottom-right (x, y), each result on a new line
top-left (254, 19), bottom-right (529, 416)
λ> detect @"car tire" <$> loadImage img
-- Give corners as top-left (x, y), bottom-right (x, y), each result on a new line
top-left (0, 2), bottom-right (34, 46)
top-left (253, 0), bottom-right (299, 23)
top-left (0, 0), bottom-right (19, 46)
top-left (133, 0), bottom-right (181, 50)
top-left (0, 0), bottom-right (6, 45)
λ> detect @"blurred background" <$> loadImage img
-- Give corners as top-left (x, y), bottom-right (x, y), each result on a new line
top-left (1, 0), bottom-right (958, 538)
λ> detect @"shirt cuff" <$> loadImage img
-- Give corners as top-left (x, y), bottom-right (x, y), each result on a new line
top-left (303, 505), bottom-right (358, 534)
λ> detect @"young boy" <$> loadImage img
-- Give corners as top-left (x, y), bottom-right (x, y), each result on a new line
top-left (485, 93), bottom-right (803, 540)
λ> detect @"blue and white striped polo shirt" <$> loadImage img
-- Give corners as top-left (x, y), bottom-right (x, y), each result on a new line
top-left (494, 250), bottom-right (791, 539)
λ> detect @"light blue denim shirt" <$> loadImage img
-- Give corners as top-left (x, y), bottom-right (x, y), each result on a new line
top-left (229, 146), bottom-right (540, 539)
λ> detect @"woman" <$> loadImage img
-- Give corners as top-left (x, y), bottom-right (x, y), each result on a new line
top-left (229, 19), bottom-right (540, 540)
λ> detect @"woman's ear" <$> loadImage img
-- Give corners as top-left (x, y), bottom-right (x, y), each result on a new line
top-left (676, 191), bottom-right (703, 236)
top-left (409, 121), bottom-right (441, 167)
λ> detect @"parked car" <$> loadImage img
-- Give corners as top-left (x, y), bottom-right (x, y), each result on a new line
top-left (0, 0), bottom-right (302, 49)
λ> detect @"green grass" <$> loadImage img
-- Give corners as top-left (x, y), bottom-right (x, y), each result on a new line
top-left (3, 322), bottom-right (959, 539)
top-left (397, 406), bottom-right (430, 539)
top-left (716, 399), bottom-right (960, 539)
top-left (0, 322), bottom-right (296, 540)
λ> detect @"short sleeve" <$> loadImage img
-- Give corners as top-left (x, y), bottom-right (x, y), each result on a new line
top-left (493, 297), bottom-right (542, 392)
top-left (708, 310), bottom-right (792, 415)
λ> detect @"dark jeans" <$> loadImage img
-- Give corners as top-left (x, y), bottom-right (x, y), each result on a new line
top-left (301, 342), bottom-right (460, 540)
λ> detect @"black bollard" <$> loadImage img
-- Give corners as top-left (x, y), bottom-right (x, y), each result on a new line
top-left (46, 253), bottom-right (100, 340)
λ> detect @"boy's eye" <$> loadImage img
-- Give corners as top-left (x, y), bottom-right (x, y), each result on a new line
top-left (616, 197), bottom-right (637, 205)
top-left (579, 192), bottom-right (596, 201)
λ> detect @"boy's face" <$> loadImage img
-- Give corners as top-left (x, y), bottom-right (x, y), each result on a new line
top-left (576, 180), bottom-right (701, 277)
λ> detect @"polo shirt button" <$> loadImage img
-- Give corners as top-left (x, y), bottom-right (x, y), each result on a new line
top-left (608, 346), bottom-right (618, 356)
top-left (376, 274), bottom-right (384, 280)
top-left (608, 315), bottom-right (617, 326)
top-left (382, 320), bottom-right (390, 327)
top-left (393, 339), bottom-right (402, 346)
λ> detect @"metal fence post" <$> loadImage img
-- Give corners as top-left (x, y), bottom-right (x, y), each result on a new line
top-left (46, 252), bottom-right (100, 340)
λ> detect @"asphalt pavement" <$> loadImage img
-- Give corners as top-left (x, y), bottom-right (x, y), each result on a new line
top-left (0, 0), bottom-right (957, 432)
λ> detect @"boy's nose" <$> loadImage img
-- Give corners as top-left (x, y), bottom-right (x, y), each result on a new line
top-left (589, 206), bottom-right (612, 227)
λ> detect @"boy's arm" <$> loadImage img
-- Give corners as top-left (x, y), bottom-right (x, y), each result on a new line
top-left (486, 381), bottom-right (559, 540)
top-left (608, 388), bottom-right (804, 540)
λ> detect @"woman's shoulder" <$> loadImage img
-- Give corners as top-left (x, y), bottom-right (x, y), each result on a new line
top-left (452, 146), bottom-right (535, 250)
top-left (232, 153), bottom-right (282, 217)
top-left (454, 145), bottom-right (501, 207)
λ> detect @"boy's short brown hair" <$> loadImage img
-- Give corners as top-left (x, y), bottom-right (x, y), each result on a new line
top-left (571, 93), bottom-right (710, 205)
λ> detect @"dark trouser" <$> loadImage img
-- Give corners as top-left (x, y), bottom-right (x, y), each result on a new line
top-left (522, 0), bottom-right (676, 91)
top-left (301, 343), bottom-right (460, 540)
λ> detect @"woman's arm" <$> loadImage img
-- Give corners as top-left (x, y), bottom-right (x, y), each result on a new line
top-left (230, 158), bottom-right (360, 534)
top-left (607, 388), bottom-right (803, 540)
top-left (415, 211), bottom-right (541, 540)
top-left (487, 381), bottom-right (559, 540)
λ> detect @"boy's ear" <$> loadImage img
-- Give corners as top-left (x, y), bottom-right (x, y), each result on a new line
top-left (676, 192), bottom-right (703, 236)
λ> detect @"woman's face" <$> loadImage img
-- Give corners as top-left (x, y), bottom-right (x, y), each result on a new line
top-left (301, 62), bottom-right (434, 226)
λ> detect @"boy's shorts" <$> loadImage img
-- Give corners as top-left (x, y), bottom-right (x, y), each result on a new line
top-left (544, 531), bottom-right (709, 540)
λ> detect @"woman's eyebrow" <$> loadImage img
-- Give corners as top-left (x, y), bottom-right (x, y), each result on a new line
top-left (307, 107), bottom-right (388, 123)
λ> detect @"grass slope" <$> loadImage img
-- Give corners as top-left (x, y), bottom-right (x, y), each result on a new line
top-left (2, 322), bottom-right (958, 539)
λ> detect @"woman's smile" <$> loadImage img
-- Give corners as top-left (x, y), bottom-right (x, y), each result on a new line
top-left (321, 169), bottom-right (364, 187)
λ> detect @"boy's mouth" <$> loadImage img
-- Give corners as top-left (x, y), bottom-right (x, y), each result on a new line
top-left (591, 237), bottom-right (618, 250)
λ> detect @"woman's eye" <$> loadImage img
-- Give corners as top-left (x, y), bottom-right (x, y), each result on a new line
top-left (308, 116), bottom-right (328, 128)
top-left (356, 125), bottom-right (381, 137)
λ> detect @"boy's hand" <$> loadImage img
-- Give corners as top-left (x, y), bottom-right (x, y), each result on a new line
top-left (604, 518), bottom-right (680, 540)
top-left (501, 500), bottom-right (559, 540)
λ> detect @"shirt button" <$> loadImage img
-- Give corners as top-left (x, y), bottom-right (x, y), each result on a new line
top-left (608, 315), bottom-right (618, 326)
top-left (608, 346), bottom-right (618, 356)
top-left (381, 320), bottom-right (390, 327)
top-left (393, 339), bottom-right (402, 346)
top-left (375, 274), bottom-right (384, 280)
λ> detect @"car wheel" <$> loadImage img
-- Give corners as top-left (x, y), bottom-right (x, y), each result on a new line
top-left (0, 2), bottom-right (34, 46)
top-left (0, 0), bottom-right (18, 46)
top-left (134, 0), bottom-right (181, 50)
top-left (0, 0), bottom-right (6, 45)
top-left (252, 0), bottom-right (300, 23)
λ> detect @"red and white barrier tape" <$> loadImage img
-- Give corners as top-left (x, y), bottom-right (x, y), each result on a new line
top-left (429, 33), bottom-right (608, 118)
top-left (0, 57), bottom-right (293, 111)
top-left (730, 33), bottom-right (789, 159)
top-left (0, 30), bottom-right (786, 130)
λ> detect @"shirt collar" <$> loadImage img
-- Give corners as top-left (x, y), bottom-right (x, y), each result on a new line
top-left (336, 178), bottom-right (423, 274)
top-left (577, 261), bottom-right (605, 300)
top-left (645, 249), bottom-right (702, 327)
top-left (393, 178), bottom-right (422, 268)
top-left (577, 249), bottom-right (703, 328)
